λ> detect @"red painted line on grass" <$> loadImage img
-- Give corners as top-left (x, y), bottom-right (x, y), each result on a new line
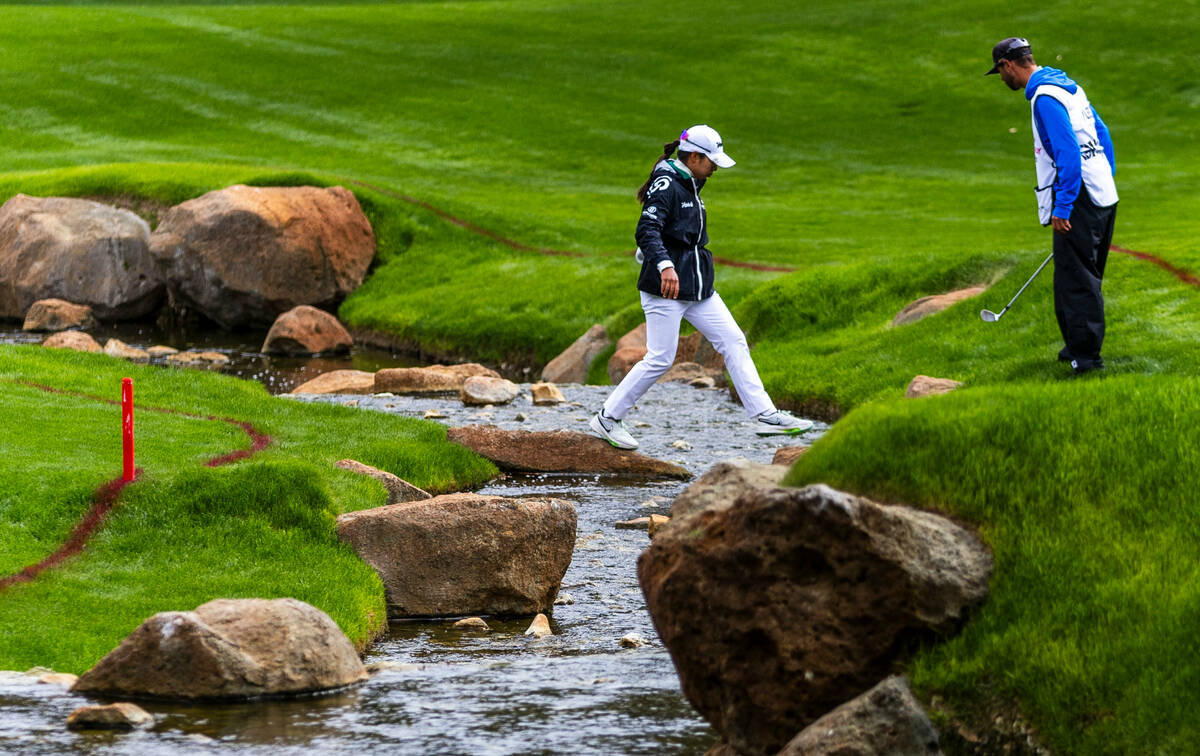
top-left (349, 179), bottom-right (797, 272)
top-left (0, 380), bottom-right (273, 592)
top-left (1112, 245), bottom-right (1200, 289)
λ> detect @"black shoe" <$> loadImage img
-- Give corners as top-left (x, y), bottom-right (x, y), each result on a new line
top-left (1071, 359), bottom-right (1105, 375)
top-left (1057, 348), bottom-right (1073, 363)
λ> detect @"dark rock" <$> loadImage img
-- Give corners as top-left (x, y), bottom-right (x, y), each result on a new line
top-left (639, 483), bottom-right (992, 755)
top-left (0, 195), bottom-right (161, 320)
top-left (778, 676), bottom-right (942, 755)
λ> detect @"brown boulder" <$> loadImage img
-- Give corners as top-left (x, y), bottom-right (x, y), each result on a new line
top-left (374, 363), bottom-right (499, 394)
top-left (0, 195), bottom-right (161, 321)
top-left (447, 425), bottom-right (691, 479)
top-left (639, 483), bottom-right (992, 755)
top-left (42, 330), bottom-right (101, 353)
top-left (22, 299), bottom-right (96, 332)
top-left (66, 702), bottom-right (154, 731)
top-left (541, 324), bottom-right (608, 383)
top-left (905, 375), bottom-right (963, 399)
top-left (262, 305), bottom-right (353, 355)
top-left (335, 493), bottom-right (576, 617)
top-left (669, 459), bottom-right (786, 521)
top-left (778, 676), bottom-right (942, 756)
top-left (607, 346), bottom-right (647, 384)
top-left (149, 185), bottom-right (375, 328)
top-left (616, 322), bottom-right (648, 352)
top-left (772, 446), bottom-right (809, 467)
top-left (893, 287), bottom-right (986, 326)
top-left (461, 375), bottom-right (520, 406)
top-left (291, 370), bottom-right (377, 395)
top-left (334, 459), bottom-right (431, 505)
top-left (530, 381), bottom-right (565, 405)
top-left (71, 598), bottom-right (368, 700)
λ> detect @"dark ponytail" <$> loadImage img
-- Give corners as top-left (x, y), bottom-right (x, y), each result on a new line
top-left (636, 139), bottom-right (680, 203)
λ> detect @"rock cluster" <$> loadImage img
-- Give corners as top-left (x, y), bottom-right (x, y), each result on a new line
top-left (640, 462), bottom-right (992, 755)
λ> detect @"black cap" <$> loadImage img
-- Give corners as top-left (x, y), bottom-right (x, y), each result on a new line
top-left (986, 37), bottom-right (1032, 75)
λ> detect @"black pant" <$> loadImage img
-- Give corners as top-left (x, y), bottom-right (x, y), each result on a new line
top-left (1052, 186), bottom-right (1117, 369)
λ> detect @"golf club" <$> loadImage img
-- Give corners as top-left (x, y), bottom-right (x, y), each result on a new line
top-left (980, 252), bottom-right (1055, 322)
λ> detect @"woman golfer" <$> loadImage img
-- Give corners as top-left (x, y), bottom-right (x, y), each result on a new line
top-left (589, 125), bottom-right (812, 450)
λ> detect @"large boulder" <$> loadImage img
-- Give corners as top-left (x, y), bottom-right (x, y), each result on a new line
top-left (893, 287), bottom-right (986, 326)
top-left (149, 185), bottom-right (375, 328)
top-left (71, 598), bottom-right (367, 701)
top-left (42, 330), bottom-right (101, 353)
top-left (290, 369), bottom-right (376, 395)
top-left (0, 195), bottom-right (161, 321)
top-left (335, 493), bottom-right (577, 617)
top-left (541, 324), bottom-right (608, 384)
top-left (447, 425), bottom-right (691, 479)
top-left (640, 483), bottom-right (992, 755)
top-left (262, 305), bottom-right (353, 355)
top-left (374, 363), bottom-right (499, 394)
top-left (22, 298), bottom-right (96, 332)
top-left (778, 676), bottom-right (942, 756)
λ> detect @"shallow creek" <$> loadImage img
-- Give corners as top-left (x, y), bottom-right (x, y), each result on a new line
top-left (0, 369), bottom-right (825, 754)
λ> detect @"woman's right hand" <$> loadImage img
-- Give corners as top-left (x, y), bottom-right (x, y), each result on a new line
top-left (660, 267), bottom-right (680, 299)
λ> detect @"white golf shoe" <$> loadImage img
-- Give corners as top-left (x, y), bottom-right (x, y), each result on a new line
top-left (754, 409), bottom-right (814, 436)
top-left (588, 410), bottom-right (639, 450)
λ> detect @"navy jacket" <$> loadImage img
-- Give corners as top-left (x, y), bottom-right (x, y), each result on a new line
top-left (635, 159), bottom-right (715, 301)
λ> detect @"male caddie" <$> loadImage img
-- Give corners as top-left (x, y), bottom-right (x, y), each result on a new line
top-left (988, 38), bottom-right (1118, 374)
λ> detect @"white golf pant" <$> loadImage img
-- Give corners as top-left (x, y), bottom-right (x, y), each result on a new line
top-left (603, 291), bottom-right (774, 420)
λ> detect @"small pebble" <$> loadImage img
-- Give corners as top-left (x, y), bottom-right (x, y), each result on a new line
top-left (619, 633), bottom-right (648, 648)
top-left (524, 614), bottom-right (552, 638)
top-left (424, 409), bottom-right (447, 419)
top-left (634, 422), bottom-right (652, 428)
top-left (452, 617), bottom-right (491, 632)
top-left (553, 593), bottom-right (575, 606)
top-left (670, 439), bottom-right (692, 451)
top-left (514, 412), bottom-right (528, 422)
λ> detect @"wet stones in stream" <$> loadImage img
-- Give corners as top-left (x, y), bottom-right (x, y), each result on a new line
top-left (336, 493), bottom-right (577, 618)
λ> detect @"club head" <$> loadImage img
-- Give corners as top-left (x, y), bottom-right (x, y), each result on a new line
top-left (980, 309), bottom-right (1000, 322)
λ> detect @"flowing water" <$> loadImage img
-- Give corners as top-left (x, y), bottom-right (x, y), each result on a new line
top-left (0, 363), bottom-right (826, 754)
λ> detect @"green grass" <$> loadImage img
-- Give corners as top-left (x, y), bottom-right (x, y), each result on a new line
top-left (0, 345), bottom-right (496, 672)
top-left (784, 376), bottom-right (1200, 754)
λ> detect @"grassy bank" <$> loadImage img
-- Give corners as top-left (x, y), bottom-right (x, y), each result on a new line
top-left (0, 345), bottom-right (496, 673)
top-left (785, 376), bottom-right (1200, 753)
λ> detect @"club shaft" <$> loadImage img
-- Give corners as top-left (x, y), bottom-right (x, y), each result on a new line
top-left (997, 252), bottom-right (1055, 316)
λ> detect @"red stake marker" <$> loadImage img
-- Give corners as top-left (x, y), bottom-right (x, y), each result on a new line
top-left (121, 378), bottom-right (134, 481)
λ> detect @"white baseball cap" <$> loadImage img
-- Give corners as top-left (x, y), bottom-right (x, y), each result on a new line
top-left (679, 125), bottom-right (735, 168)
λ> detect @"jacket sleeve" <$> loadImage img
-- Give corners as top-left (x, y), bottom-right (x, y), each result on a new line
top-left (635, 182), bottom-right (675, 271)
top-left (1093, 106), bottom-right (1116, 176)
top-left (1033, 95), bottom-right (1081, 219)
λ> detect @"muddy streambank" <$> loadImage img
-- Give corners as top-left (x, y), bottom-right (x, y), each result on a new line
top-left (0, 383), bottom-right (825, 755)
